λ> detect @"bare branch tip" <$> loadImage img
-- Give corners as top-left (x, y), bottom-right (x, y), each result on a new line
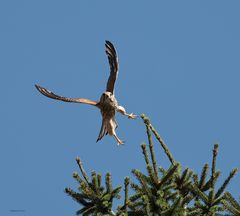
top-left (76, 156), bottom-right (81, 163)
top-left (141, 114), bottom-right (151, 125)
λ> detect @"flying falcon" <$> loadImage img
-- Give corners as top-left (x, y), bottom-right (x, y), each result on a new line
top-left (35, 40), bottom-right (137, 145)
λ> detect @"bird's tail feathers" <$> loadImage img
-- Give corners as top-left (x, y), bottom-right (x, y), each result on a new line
top-left (96, 120), bottom-right (108, 142)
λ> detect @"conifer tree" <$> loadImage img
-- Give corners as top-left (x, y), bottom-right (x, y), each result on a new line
top-left (65, 114), bottom-right (239, 216)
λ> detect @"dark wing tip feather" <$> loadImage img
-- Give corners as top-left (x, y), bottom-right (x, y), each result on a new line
top-left (35, 84), bottom-right (47, 95)
top-left (35, 84), bottom-right (44, 91)
top-left (35, 84), bottom-right (55, 98)
top-left (35, 84), bottom-right (67, 102)
top-left (105, 40), bottom-right (113, 47)
top-left (35, 84), bottom-right (41, 91)
top-left (105, 40), bottom-right (119, 93)
top-left (105, 40), bottom-right (117, 56)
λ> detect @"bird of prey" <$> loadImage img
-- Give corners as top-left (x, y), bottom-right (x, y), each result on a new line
top-left (35, 40), bottom-right (137, 145)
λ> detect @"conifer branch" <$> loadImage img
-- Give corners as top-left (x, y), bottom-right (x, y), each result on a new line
top-left (211, 144), bottom-right (218, 189)
top-left (208, 188), bottom-right (215, 206)
top-left (76, 156), bottom-right (90, 184)
top-left (124, 177), bottom-right (130, 212)
top-left (175, 168), bottom-right (193, 197)
top-left (65, 187), bottom-right (90, 206)
top-left (225, 192), bottom-right (240, 210)
top-left (91, 171), bottom-right (100, 195)
top-left (146, 124), bottom-right (158, 177)
top-left (132, 169), bottom-right (152, 198)
top-left (158, 166), bottom-right (166, 176)
top-left (142, 195), bottom-right (151, 216)
top-left (66, 159), bottom-right (122, 215)
top-left (199, 164), bottom-right (208, 189)
top-left (192, 173), bottom-right (199, 186)
top-left (65, 114), bottom-right (238, 215)
top-left (141, 144), bottom-right (150, 166)
top-left (215, 168), bottom-right (238, 199)
top-left (141, 114), bottom-right (175, 165)
top-left (146, 165), bottom-right (159, 186)
top-left (130, 182), bottom-right (142, 196)
top-left (187, 209), bottom-right (202, 216)
top-left (159, 163), bottom-right (179, 187)
top-left (189, 184), bottom-right (209, 204)
top-left (72, 172), bottom-right (84, 185)
top-left (222, 192), bottom-right (240, 215)
top-left (203, 171), bottom-right (221, 192)
top-left (97, 174), bottom-right (102, 189)
top-left (106, 172), bottom-right (113, 193)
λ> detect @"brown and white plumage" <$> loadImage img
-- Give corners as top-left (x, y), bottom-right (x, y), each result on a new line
top-left (35, 40), bottom-right (137, 145)
top-left (105, 40), bottom-right (119, 94)
top-left (35, 84), bottom-right (98, 106)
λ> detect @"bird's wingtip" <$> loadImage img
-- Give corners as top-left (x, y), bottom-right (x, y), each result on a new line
top-left (105, 40), bottom-right (113, 46)
top-left (35, 84), bottom-right (40, 90)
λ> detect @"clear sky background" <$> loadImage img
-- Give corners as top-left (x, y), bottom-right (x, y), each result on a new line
top-left (1, 1), bottom-right (240, 215)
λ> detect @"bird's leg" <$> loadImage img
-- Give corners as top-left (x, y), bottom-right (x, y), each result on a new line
top-left (107, 118), bottom-right (124, 145)
top-left (114, 134), bottom-right (124, 145)
top-left (117, 105), bottom-right (137, 119)
top-left (112, 129), bottom-right (124, 145)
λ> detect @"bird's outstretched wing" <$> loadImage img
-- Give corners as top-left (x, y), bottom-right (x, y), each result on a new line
top-left (105, 40), bottom-right (119, 93)
top-left (35, 84), bottom-right (98, 106)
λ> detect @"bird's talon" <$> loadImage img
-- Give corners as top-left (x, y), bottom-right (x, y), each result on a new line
top-left (117, 140), bottom-right (125, 145)
top-left (128, 113), bottom-right (137, 119)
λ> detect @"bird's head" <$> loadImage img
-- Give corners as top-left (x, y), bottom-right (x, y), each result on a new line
top-left (103, 91), bottom-right (113, 97)
top-left (100, 91), bottom-right (116, 105)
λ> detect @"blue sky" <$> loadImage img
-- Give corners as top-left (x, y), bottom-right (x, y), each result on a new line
top-left (1, 1), bottom-right (240, 215)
